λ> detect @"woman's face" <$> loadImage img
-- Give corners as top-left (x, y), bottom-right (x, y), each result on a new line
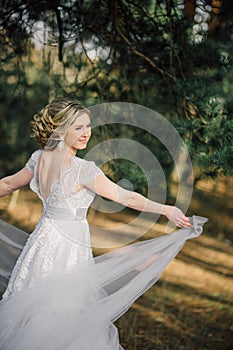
top-left (64, 112), bottom-right (91, 150)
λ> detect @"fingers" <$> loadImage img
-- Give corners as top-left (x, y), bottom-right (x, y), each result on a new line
top-left (176, 216), bottom-right (192, 228)
top-left (165, 206), bottom-right (193, 228)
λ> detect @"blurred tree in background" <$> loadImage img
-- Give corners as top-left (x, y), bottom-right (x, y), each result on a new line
top-left (0, 0), bottom-right (232, 186)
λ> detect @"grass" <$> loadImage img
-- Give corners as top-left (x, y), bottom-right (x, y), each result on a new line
top-left (0, 176), bottom-right (232, 350)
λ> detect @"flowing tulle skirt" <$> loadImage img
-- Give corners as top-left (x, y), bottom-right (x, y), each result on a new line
top-left (0, 216), bottom-right (208, 350)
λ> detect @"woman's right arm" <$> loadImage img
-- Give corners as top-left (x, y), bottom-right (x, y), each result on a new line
top-left (0, 168), bottom-right (34, 197)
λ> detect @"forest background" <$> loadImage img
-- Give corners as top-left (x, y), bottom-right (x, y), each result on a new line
top-left (0, 1), bottom-right (233, 349)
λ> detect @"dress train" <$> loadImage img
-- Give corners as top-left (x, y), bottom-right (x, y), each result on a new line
top-left (0, 216), bottom-right (208, 350)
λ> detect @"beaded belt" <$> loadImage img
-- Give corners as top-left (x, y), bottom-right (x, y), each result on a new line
top-left (44, 204), bottom-right (87, 221)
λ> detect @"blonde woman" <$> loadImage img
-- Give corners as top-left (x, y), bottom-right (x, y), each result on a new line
top-left (0, 97), bottom-right (207, 350)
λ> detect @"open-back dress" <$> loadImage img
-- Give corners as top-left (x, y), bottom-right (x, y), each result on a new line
top-left (0, 150), bottom-right (208, 350)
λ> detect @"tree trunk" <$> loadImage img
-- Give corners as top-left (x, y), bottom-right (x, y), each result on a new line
top-left (184, 0), bottom-right (196, 20)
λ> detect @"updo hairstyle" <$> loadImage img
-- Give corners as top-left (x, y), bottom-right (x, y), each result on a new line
top-left (31, 97), bottom-right (90, 149)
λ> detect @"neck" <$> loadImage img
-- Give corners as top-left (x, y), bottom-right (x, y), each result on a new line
top-left (65, 144), bottom-right (77, 157)
top-left (57, 143), bottom-right (77, 159)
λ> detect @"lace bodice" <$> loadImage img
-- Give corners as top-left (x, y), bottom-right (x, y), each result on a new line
top-left (25, 150), bottom-right (103, 210)
top-left (2, 150), bottom-right (104, 298)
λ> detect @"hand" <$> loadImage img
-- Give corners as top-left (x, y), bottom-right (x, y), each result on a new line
top-left (162, 205), bottom-right (192, 228)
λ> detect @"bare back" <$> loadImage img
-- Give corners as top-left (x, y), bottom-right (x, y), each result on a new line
top-left (37, 150), bottom-right (74, 202)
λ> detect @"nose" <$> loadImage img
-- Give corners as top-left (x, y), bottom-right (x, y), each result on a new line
top-left (82, 127), bottom-right (90, 136)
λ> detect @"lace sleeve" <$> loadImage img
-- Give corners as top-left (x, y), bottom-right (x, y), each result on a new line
top-left (76, 160), bottom-right (104, 186)
top-left (25, 150), bottom-right (42, 172)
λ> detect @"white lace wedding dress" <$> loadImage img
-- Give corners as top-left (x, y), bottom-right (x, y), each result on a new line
top-left (0, 150), bottom-right (208, 350)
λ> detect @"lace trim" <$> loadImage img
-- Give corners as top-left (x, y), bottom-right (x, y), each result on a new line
top-left (25, 151), bottom-right (103, 207)
top-left (74, 159), bottom-right (104, 185)
top-left (25, 150), bottom-right (43, 172)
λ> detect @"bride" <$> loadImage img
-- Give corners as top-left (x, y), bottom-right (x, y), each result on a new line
top-left (0, 97), bottom-right (207, 349)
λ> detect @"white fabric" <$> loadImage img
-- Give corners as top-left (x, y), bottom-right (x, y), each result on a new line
top-left (0, 220), bottom-right (28, 296)
top-left (0, 150), bottom-right (208, 350)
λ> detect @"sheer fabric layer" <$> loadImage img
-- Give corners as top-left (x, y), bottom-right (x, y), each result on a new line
top-left (0, 215), bottom-right (207, 350)
top-left (0, 220), bottom-right (28, 296)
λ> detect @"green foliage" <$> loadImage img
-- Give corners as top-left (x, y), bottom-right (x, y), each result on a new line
top-left (0, 42), bottom-right (51, 176)
top-left (175, 100), bottom-right (233, 179)
top-left (102, 158), bottom-right (148, 196)
top-left (0, 0), bottom-right (233, 185)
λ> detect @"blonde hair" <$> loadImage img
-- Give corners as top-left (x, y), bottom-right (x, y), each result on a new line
top-left (31, 97), bottom-right (90, 149)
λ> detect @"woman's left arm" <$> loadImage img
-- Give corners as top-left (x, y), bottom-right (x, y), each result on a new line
top-left (85, 174), bottom-right (192, 228)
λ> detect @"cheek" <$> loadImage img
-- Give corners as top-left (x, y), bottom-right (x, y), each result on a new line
top-left (66, 130), bottom-right (82, 144)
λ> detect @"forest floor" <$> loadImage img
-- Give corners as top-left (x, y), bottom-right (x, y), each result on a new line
top-left (0, 176), bottom-right (232, 350)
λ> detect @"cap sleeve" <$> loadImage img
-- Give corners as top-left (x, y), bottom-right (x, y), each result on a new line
top-left (25, 150), bottom-right (42, 172)
top-left (76, 160), bottom-right (104, 186)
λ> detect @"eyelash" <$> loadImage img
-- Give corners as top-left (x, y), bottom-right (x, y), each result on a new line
top-left (75, 125), bottom-right (91, 130)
